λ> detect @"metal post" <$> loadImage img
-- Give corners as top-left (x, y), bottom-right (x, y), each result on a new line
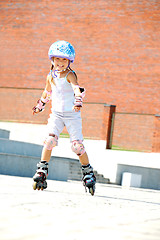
top-left (106, 105), bottom-right (116, 149)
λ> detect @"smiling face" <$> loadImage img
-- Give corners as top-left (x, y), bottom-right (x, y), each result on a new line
top-left (52, 57), bottom-right (69, 71)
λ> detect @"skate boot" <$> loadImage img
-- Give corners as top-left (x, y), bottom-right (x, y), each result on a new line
top-left (82, 164), bottom-right (96, 196)
top-left (33, 161), bottom-right (48, 191)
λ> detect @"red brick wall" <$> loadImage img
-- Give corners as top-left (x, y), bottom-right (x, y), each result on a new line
top-left (0, 88), bottom-right (50, 123)
top-left (82, 103), bottom-right (111, 140)
top-left (0, 87), bottom-right (109, 139)
top-left (0, 0), bottom-right (159, 113)
top-left (0, 0), bottom-right (160, 151)
top-left (0, 87), bottom-right (159, 152)
top-left (152, 115), bottom-right (160, 152)
top-left (112, 113), bottom-right (155, 151)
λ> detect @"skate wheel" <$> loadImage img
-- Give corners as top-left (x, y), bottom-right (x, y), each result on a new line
top-left (37, 187), bottom-right (40, 190)
top-left (41, 186), bottom-right (44, 191)
top-left (33, 182), bottom-right (37, 190)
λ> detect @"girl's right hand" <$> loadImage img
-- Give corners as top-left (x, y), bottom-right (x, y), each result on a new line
top-left (32, 99), bottom-right (46, 115)
top-left (32, 106), bottom-right (40, 115)
top-left (72, 106), bottom-right (81, 112)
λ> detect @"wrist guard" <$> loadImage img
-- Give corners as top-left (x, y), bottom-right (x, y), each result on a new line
top-left (32, 99), bottom-right (46, 113)
top-left (74, 96), bottom-right (83, 107)
top-left (73, 85), bottom-right (86, 98)
top-left (73, 87), bottom-right (86, 108)
top-left (32, 89), bottom-right (52, 113)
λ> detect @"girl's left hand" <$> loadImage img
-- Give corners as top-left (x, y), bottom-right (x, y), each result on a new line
top-left (73, 106), bottom-right (81, 112)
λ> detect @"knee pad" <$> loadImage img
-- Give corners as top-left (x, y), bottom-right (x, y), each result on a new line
top-left (44, 134), bottom-right (58, 150)
top-left (71, 140), bottom-right (86, 156)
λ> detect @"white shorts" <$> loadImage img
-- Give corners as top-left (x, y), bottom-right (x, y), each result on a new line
top-left (46, 111), bottom-right (83, 142)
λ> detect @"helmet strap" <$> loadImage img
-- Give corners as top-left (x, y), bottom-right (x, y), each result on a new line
top-left (51, 60), bottom-right (70, 78)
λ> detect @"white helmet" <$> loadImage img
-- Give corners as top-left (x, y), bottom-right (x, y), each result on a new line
top-left (48, 40), bottom-right (75, 63)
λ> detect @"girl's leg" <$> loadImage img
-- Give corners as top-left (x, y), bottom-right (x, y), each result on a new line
top-left (80, 151), bottom-right (96, 195)
top-left (64, 112), bottom-right (96, 194)
top-left (41, 111), bottom-right (64, 163)
top-left (33, 147), bottom-right (51, 190)
top-left (79, 151), bottom-right (89, 166)
top-left (41, 133), bottom-right (59, 161)
top-left (33, 134), bottom-right (58, 189)
top-left (41, 147), bottom-right (52, 162)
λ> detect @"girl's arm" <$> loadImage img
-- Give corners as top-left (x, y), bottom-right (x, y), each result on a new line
top-left (67, 72), bottom-right (85, 112)
top-left (67, 71), bottom-right (81, 95)
top-left (41, 75), bottom-right (52, 99)
top-left (32, 76), bottom-right (52, 115)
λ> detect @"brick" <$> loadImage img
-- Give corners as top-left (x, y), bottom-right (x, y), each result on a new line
top-left (152, 115), bottom-right (160, 152)
top-left (0, 0), bottom-right (159, 152)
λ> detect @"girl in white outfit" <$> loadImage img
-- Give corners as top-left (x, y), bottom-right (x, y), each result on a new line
top-left (32, 40), bottom-right (96, 195)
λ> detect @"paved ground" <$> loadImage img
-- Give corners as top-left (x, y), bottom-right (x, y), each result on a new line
top-left (0, 175), bottom-right (160, 240)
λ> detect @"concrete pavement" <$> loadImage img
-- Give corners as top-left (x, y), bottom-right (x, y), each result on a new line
top-left (1, 122), bottom-right (160, 240)
top-left (0, 175), bottom-right (160, 240)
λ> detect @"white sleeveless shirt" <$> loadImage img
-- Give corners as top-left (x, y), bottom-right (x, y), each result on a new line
top-left (51, 71), bottom-right (75, 112)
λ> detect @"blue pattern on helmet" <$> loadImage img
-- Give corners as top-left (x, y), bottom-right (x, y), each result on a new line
top-left (48, 40), bottom-right (75, 62)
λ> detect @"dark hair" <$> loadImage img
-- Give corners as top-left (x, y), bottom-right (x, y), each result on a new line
top-left (68, 66), bottom-right (77, 80)
top-left (51, 64), bottom-right (54, 71)
top-left (49, 64), bottom-right (55, 85)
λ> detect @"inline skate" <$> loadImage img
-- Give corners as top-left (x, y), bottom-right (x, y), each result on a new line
top-left (33, 161), bottom-right (48, 190)
top-left (82, 164), bottom-right (96, 196)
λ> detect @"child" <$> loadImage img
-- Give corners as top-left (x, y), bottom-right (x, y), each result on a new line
top-left (32, 40), bottom-right (96, 195)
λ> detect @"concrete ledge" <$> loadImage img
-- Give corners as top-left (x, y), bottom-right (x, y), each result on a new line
top-left (0, 138), bottom-right (43, 157)
top-left (0, 153), bottom-right (80, 181)
top-left (116, 164), bottom-right (160, 190)
top-left (0, 129), bottom-right (10, 139)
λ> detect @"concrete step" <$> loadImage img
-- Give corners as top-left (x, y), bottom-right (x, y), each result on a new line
top-left (0, 153), bottom-right (79, 181)
top-left (0, 151), bottom-right (110, 184)
top-left (0, 129), bottom-right (10, 139)
top-left (0, 137), bottom-right (110, 185)
top-left (68, 161), bottom-right (110, 184)
top-left (0, 138), bottom-right (43, 157)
